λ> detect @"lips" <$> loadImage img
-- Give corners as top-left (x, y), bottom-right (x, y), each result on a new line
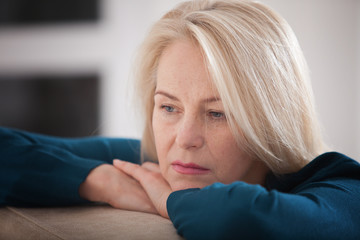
top-left (171, 160), bottom-right (210, 175)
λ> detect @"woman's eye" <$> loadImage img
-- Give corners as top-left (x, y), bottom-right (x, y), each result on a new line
top-left (209, 111), bottom-right (225, 119)
top-left (161, 105), bottom-right (175, 113)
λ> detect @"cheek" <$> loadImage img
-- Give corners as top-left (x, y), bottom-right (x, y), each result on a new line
top-left (152, 112), bottom-right (168, 150)
top-left (152, 112), bottom-right (171, 170)
top-left (208, 130), bottom-right (251, 181)
top-left (152, 113), bottom-right (164, 157)
top-left (152, 110), bottom-right (177, 150)
top-left (152, 113), bottom-right (160, 144)
top-left (208, 129), bottom-right (239, 158)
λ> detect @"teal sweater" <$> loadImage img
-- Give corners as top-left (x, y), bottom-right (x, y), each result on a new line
top-left (1, 127), bottom-right (359, 239)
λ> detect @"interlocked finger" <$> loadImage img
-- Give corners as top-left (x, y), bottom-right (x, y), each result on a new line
top-left (142, 161), bottom-right (161, 173)
top-left (113, 160), bottom-right (148, 182)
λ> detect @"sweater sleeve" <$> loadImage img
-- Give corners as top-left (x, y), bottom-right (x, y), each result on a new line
top-left (167, 179), bottom-right (360, 240)
top-left (0, 127), bottom-right (141, 206)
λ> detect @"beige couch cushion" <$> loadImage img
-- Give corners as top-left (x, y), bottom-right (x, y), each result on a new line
top-left (0, 205), bottom-right (183, 240)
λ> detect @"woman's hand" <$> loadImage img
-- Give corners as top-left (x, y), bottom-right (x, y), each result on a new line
top-left (113, 160), bottom-right (172, 219)
top-left (79, 164), bottom-right (157, 214)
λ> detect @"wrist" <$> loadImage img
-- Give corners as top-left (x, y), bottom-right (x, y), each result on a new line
top-left (79, 164), bottom-right (111, 202)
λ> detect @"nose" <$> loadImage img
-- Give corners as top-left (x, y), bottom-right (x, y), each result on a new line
top-left (175, 115), bottom-right (205, 150)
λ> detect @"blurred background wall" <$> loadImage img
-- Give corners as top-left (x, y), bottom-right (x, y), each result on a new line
top-left (0, 0), bottom-right (359, 159)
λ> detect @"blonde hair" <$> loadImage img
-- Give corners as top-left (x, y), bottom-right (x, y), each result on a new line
top-left (134, 0), bottom-right (326, 174)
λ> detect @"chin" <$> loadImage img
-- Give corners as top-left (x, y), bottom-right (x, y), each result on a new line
top-left (170, 181), bottom-right (212, 191)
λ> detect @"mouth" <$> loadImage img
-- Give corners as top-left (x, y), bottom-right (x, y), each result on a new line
top-left (171, 160), bottom-right (210, 175)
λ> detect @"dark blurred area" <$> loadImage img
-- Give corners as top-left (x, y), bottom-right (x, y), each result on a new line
top-left (0, 0), bottom-right (101, 137)
top-left (0, 0), bottom-right (99, 25)
top-left (0, 75), bottom-right (100, 137)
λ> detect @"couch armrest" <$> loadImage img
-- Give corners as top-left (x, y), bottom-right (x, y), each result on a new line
top-left (0, 205), bottom-right (183, 240)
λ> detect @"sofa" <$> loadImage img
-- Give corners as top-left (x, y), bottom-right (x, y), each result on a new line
top-left (0, 204), bottom-right (183, 239)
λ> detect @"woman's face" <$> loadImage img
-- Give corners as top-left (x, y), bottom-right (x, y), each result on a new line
top-left (152, 40), bottom-right (268, 191)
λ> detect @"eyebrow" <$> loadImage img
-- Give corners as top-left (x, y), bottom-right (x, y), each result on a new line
top-left (154, 90), bottom-right (221, 103)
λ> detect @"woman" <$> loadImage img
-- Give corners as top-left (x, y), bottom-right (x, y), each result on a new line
top-left (1, 0), bottom-right (359, 239)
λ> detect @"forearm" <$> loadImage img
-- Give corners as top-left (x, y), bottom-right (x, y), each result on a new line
top-left (0, 142), bottom-right (105, 206)
top-left (1, 127), bottom-right (141, 164)
top-left (167, 181), bottom-right (357, 240)
top-left (0, 127), bottom-right (141, 206)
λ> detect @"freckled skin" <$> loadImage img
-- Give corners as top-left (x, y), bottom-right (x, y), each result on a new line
top-left (152, 40), bottom-right (269, 191)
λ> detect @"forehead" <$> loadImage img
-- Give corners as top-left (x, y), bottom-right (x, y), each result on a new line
top-left (156, 40), bottom-right (218, 98)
